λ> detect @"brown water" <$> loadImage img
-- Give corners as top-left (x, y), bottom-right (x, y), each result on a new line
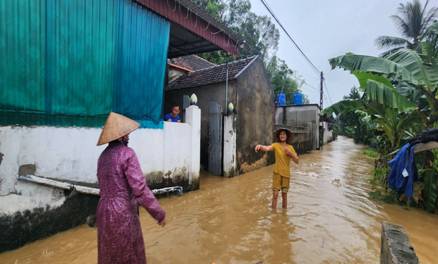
top-left (1, 136), bottom-right (438, 264)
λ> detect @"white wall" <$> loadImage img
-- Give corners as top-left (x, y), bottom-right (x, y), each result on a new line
top-left (0, 106), bottom-right (201, 195)
top-left (0, 182), bottom-right (66, 215)
top-left (322, 122), bottom-right (334, 145)
top-left (185, 105), bottom-right (201, 184)
top-left (223, 114), bottom-right (237, 177)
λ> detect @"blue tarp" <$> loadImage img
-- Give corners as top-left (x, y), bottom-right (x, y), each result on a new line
top-left (388, 143), bottom-right (417, 197)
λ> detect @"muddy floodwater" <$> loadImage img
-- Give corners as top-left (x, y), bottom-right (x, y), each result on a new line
top-left (1, 137), bottom-right (438, 264)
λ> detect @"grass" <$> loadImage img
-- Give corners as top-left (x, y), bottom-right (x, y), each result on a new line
top-left (368, 164), bottom-right (400, 204)
top-left (362, 147), bottom-right (379, 159)
top-left (360, 147), bottom-right (400, 204)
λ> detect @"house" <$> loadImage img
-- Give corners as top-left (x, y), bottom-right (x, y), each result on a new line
top-left (0, 0), bottom-right (238, 251)
top-left (165, 55), bottom-right (275, 176)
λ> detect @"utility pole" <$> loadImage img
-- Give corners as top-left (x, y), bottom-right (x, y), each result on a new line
top-left (320, 71), bottom-right (324, 109)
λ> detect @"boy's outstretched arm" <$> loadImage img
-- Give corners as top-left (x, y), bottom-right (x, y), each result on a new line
top-left (284, 147), bottom-right (299, 164)
top-left (290, 154), bottom-right (299, 164)
top-left (255, 144), bottom-right (273, 152)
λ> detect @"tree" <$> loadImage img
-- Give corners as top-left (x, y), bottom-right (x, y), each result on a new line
top-left (193, 0), bottom-right (303, 98)
top-left (197, 0), bottom-right (279, 63)
top-left (327, 4), bottom-right (438, 212)
top-left (343, 87), bottom-right (362, 100)
top-left (329, 44), bottom-right (438, 124)
top-left (267, 56), bottom-right (299, 95)
top-left (327, 22), bottom-right (438, 150)
top-left (376, 0), bottom-right (438, 55)
top-left (192, 0), bottom-right (226, 20)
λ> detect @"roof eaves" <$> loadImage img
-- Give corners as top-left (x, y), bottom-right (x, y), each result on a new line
top-left (169, 77), bottom-right (238, 91)
top-left (187, 55), bottom-right (257, 75)
top-left (168, 63), bottom-right (193, 73)
top-left (193, 55), bottom-right (217, 67)
top-left (234, 55), bottom-right (259, 79)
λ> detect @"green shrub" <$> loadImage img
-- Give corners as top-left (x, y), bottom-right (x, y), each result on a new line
top-left (415, 150), bottom-right (438, 212)
top-left (363, 147), bottom-right (379, 159)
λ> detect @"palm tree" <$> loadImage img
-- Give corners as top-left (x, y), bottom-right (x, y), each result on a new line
top-left (376, 0), bottom-right (438, 55)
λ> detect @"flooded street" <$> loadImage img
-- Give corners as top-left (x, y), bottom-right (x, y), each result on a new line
top-left (1, 136), bottom-right (438, 264)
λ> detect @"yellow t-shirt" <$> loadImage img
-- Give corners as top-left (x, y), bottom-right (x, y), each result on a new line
top-left (271, 143), bottom-right (296, 177)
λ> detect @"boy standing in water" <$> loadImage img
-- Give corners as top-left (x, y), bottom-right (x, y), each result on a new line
top-left (255, 128), bottom-right (299, 209)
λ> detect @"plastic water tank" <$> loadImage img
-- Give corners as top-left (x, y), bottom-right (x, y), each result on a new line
top-left (277, 92), bottom-right (286, 106)
top-left (292, 92), bottom-right (303, 105)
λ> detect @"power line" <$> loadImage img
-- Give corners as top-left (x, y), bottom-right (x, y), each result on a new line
top-left (323, 79), bottom-right (334, 105)
top-left (260, 0), bottom-right (321, 74)
top-left (260, 0), bottom-right (334, 108)
top-left (303, 82), bottom-right (319, 91)
top-left (323, 80), bottom-right (333, 104)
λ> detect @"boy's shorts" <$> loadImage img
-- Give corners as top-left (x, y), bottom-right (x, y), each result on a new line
top-left (273, 173), bottom-right (290, 193)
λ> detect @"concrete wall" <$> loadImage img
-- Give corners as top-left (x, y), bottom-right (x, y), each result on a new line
top-left (236, 58), bottom-right (274, 173)
top-left (165, 82), bottom-right (236, 169)
top-left (380, 222), bottom-right (419, 264)
top-left (275, 105), bottom-right (320, 152)
top-left (223, 114), bottom-right (237, 177)
top-left (185, 106), bottom-right (201, 185)
top-left (0, 108), bottom-right (201, 252)
top-left (322, 122), bottom-right (334, 145)
top-left (0, 106), bottom-right (201, 196)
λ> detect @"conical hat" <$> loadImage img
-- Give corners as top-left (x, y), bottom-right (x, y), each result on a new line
top-left (97, 112), bottom-right (140, 146)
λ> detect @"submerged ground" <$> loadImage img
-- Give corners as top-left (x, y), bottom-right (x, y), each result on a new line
top-left (1, 137), bottom-right (437, 264)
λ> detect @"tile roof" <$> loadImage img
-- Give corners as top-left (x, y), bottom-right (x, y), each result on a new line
top-left (168, 56), bottom-right (258, 90)
top-left (170, 55), bottom-right (217, 71)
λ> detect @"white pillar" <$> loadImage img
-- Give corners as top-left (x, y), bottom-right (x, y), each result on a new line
top-left (223, 114), bottom-right (237, 177)
top-left (185, 105), bottom-right (201, 186)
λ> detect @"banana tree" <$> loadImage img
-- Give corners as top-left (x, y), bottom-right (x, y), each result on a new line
top-left (329, 46), bottom-right (438, 125)
top-left (325, 100), bottom-right (422, 152)
top-left (367, 103), bottom-right (423, 151)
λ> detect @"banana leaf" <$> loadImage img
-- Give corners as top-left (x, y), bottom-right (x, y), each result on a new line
top-left (364, 79), bottom-right (416, 110)
top-left (329, 53), bottom-right (415, 83)
top-left (385, 48), bottom-right (434, 87)
top-left (322, 99), bottom-right (363, 115)
top-left (353, 71), bottom-right (393, 88)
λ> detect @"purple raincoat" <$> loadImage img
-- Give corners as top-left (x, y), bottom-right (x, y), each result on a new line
top-left (97, 141), bottom-right (165, 264)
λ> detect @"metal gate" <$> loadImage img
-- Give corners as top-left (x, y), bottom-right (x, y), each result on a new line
top-left (208, 102), bottom-right (223, 175)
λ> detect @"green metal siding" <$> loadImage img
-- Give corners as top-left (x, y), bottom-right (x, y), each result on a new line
top-left (0, 0), bottom-right (169, 128)
top-left (0, 0), bottom-right (46, 112)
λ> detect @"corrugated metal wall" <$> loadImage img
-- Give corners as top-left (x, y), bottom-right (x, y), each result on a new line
top-left (0, 0), bottom-right (46, 112)
top-left (0, 0), bottom-right (169, 128)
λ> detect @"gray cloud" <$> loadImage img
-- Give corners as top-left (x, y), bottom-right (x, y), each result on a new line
top-left (250, 0), bottom-right (438, 106)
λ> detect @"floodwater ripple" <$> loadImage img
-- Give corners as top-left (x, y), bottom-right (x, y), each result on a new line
top-left (1, 137), bottom-right (438, 264)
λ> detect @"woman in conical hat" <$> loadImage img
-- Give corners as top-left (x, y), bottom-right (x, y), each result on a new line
top-left (96, 112), bottom-right (166, 264)
top-left (255, 127), bottom-right (299, 209)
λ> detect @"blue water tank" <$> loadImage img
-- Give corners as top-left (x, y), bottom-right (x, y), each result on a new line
top-left (292, 92), bottom-right (303, 105)
top-left (277, 92), bottom-right (286, 106)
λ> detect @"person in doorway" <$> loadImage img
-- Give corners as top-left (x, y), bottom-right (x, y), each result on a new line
top-left (96, 112), bottom-right (166, 264)
top-left (165, 105), bottom-right (181, 122)
top-left (255, 128), bottom-right (299, 209)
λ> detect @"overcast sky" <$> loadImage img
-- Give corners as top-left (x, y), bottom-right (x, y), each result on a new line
top-left (249, 0), bottom-right (438, 106)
